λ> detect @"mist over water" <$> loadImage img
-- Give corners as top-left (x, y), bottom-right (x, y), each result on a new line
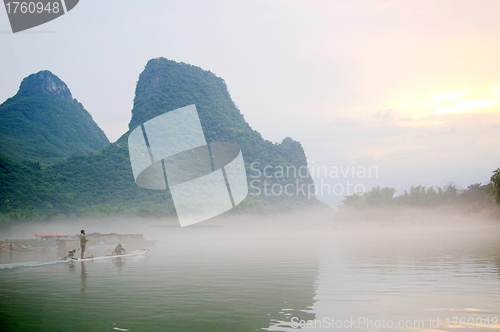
top-left (1, 209), bottom-right (499, 331)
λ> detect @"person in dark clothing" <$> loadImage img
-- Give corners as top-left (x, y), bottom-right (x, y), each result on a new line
top-left (114, 243), bottom-right (126, 255)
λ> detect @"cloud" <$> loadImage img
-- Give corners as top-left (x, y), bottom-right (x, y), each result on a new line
top-left (372, 109), bottom-right (395, 121)
top-left (420, 86), bottom-right (500, 115)
top-left (426, 90), bottom-right (469, 102)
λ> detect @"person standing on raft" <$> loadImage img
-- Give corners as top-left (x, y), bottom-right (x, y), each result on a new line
top-left (79, 230), bottom-right (88, 259)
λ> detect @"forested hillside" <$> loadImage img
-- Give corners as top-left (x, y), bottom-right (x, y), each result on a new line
top-left (0, 59), bottom-right (320, 223)
top-left (0, 71), bottom-right (109, 166)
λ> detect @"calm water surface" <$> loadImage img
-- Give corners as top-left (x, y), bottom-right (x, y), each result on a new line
top-left (1, 220), bottom-right (499, 331)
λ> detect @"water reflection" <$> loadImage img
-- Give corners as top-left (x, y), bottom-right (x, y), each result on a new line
top-left (68, 261), bottom-right (76, 273)
top-left (80, 262), bottom-right (87, 293)
top-left (113, 257), bottom-right (125, 270)
top-left (0, 223), bottom-right (499, 332)
top-left (270, 225), bottom-right (500, 331)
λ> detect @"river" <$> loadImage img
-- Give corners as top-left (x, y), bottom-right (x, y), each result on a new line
top-left (1, 216), bottom-right (499, 331)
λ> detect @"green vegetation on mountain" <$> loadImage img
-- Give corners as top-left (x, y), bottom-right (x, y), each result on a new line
top-left (0, 71), bottom-right (109, 165)
top-left (126, 58), bottom-right (315, 202)
top-left (0, 59), bottom-right (320, 224)
top-left (0, 145), bottom-right (170, 223)
top-left (492, 168), bottom-right (500, 203)
top-left (127, 58), bottom-right (311, 174)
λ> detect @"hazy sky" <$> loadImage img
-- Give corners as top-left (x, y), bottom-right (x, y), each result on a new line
top-left (1, 0), bottom-right (499, 206)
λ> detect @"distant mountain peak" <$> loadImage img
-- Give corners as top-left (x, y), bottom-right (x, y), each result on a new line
top-left (0, 70), bottom-right (109, 165)
top-left (444, 181), bottom-right (464, 190)
top-left (16, 70), bottom-right (72, 100)
top-left (129, 57), bottom-right (233, 130)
